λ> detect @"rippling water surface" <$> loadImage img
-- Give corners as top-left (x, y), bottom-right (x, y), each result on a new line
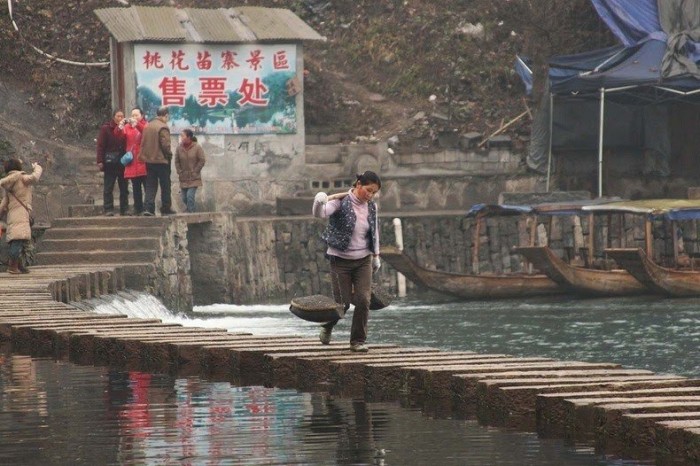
top-left (4, 291), bottom-right (694, 465)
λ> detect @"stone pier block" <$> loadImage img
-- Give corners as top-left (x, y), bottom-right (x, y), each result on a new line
top-left (481, 377), bottom-right (695, 429)
top-left (655, 421), bottom-right (700, 465)
top-left (614, 412), bottom-right (700, 459)
top-left (363, 354), bottom-right (514, 402)
top-left (265, 347), bottom-right (374, 388)
top-left (326, 349), bottom-right (460, 396)
top-left (575, 399), bottom-right (700, 444)
top-left (453, 369), bottom-right (653, 421)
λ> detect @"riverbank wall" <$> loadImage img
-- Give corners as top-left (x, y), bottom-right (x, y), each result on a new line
top-left (28, 208), bottom-right (697, 311)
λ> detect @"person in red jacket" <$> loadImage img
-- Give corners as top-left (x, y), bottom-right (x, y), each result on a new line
top-left (96, 110), bottom-right (128, 216)
top-left (114, 107), bottom-right (147, 215)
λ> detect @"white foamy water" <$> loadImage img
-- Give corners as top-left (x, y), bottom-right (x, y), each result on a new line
top-left (83, 291), bottom-right (346, 338)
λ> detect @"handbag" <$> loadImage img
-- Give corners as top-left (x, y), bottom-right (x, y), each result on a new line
top-left (121, 151), bottom-right (133, 166)
top-left (104, 151), bottom-right (121, 165)
top-left (8, 190), bottom-right (34, 227)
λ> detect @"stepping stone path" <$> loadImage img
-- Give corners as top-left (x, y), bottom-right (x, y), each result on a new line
top-left (0, 265), bottom-right (698, 464)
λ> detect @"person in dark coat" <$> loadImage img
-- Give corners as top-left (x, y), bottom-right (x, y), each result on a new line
top-left (174, 129), bottom-right (206, 213)
top-left (96, 109), bottom-right (128, 216)
top-left (139, 106), bottom-right (174, 216)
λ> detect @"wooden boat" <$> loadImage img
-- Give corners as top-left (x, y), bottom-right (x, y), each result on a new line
top-left (379, 246), bottom-right (561, 299)
top-left (586, 199), bottom-right (700, 297)
top-left (515, 246), bottom-right (647, 296)
top-left (606, 248), bottom-right (700, 297)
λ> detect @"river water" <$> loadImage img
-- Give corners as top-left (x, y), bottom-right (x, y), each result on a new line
top-left (3, 291), bottom-right (698, 465)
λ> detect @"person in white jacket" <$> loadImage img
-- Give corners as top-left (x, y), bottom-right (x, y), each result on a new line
top-left (0, 159), bottom-right (42, 274)
top-left (312, 171), bottom-right (382, 352)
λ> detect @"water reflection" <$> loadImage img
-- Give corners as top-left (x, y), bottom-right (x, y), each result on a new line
top-left (0, 351), bottom-right (650, 465)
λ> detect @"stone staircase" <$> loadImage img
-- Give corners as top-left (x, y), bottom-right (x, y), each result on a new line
top-left (35, 216), bottom-right (169, 289)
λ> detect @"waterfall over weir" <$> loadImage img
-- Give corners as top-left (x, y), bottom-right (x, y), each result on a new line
top-left (71, 290), bottom-right (321, 338)
top-left (72, 290), bottom-right (179, 320)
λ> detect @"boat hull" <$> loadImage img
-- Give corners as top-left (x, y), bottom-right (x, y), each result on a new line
top-left (515, 246), bottom-right (648, 296)
top-left (606, 248), bottom-right (700, 297)
top-left (380, 246), bottom-right (561, 299)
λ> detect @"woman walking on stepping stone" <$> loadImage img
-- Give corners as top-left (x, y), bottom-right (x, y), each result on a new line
top-left (0, 158), bottom-right (42, 274)
top-left (312, 170), bottom-right (382, 352)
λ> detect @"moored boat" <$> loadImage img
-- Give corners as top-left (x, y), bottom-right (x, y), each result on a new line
top-left (515, 245), bottom-right (647, 296)
top-left (379, 245), bottom-right (562, 300)
top-left (606, 247), bottom-right (700, 297)
top-left (587, 199), bottom-right (700, 297)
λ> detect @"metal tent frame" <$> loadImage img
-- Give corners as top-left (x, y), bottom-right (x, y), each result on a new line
top-left (546, 85), bottom-right (700, 197)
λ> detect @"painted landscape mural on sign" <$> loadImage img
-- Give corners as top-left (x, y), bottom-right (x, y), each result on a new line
top-left (134, 44), bottom-right (297, 135)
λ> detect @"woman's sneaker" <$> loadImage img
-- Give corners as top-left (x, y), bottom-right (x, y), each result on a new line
top-left (350, 343), bottom-right (368, 353)
top-left (319, 327), bottom-right (332, 345)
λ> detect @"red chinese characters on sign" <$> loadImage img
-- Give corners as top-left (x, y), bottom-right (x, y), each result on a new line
top-left (196, 51), bottom-right (213, 71)
top-left (169, 50), bottom-right (190, 71)
top-left (220, 51), bottom-right (240, 70)
top-left (273, 51), bottom-right (290, 70)
top-left (246, 50), bottom-right (264, 71)
top-left (143, 51), bottom-right (164, 69)
top-left (138, 45), bottom-right (296, 126)
top-left (237, 78), bottom-right (269, 107)
top-left (159, 77), bottom-right (187, 106)
top-left (198, 77), bottom-right (229, 107)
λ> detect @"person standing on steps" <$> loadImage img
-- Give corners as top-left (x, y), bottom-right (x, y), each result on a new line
top-left (114, 107), bottom-right (147, 215)
top-left (312, 171), bottom-right (382, 353)
top-left (96, 109), bottom-right (128, 216)
top-left (174, 129), bottom-right (206, 213)
top-left (0, 158), bottom-right (42, 274)
top-left (139, 106), bottom-right (174, 216)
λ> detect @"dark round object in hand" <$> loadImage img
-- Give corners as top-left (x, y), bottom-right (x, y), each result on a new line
top-left (290, 295), bottom-right (344, 323)
top-left (369, 284), bottom-right (394, 310)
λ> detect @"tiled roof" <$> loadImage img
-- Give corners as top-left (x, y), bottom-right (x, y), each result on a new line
top-left (94, 6), bottom-right (325, 43)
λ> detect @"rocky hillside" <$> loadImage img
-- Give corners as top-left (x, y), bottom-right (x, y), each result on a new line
top-left (0, 0), bottom-right (615, 153)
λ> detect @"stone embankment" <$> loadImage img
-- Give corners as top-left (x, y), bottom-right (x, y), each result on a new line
top-left (0, 266), bottom-right (699, 464)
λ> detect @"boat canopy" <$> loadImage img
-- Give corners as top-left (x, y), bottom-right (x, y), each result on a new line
top-left (531, 197), bottom-right (623, 216)
top-left (465, 204), bottom-right (533, 218)
top-left (582, 199), bottom-right (700, 220)
top-left (465, 198), bottom-right (623, 218)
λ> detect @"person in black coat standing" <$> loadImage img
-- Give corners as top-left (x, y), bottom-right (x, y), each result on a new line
top-left (96, 109), bottom-right (129, 216)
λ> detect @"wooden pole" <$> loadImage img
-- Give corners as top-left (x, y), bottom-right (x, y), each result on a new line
top-left (478, 110), bottom-right (529, 148)
top-left (472, 217), bottom-right (482, 274)
top-left (619, 212), bottom-right (624, 248)
top-left (672, 220), bottom-right (679, 267)
top-left (588, 213), bottom-right (595, 265)
top-left (645, 218), bottom-right (653, 257)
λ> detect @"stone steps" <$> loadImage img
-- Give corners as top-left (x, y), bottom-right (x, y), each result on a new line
top-left (36, 251), bottom-right (157, 265)
top-left (38, 237), bottom-right (160, 252)
top-left (43, 226), bottom-right (165, 240)
top-left (50, 216), bottom-right (170, 228)
top-left (68, 204), bottom-right (105, 217)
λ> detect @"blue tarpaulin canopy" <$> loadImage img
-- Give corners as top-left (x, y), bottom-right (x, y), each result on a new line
top-left (465, 198), bottom-right (623, 218)
top-left (550, 38), bottom-right (700, 94)
top-left (528, 0), bottom-right (700, 194)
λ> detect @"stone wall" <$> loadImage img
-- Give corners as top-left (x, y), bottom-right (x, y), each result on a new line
top-left (150, 218), bottom-right (194, 312)
top-left (194, 211), bottom-right (698, 304)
